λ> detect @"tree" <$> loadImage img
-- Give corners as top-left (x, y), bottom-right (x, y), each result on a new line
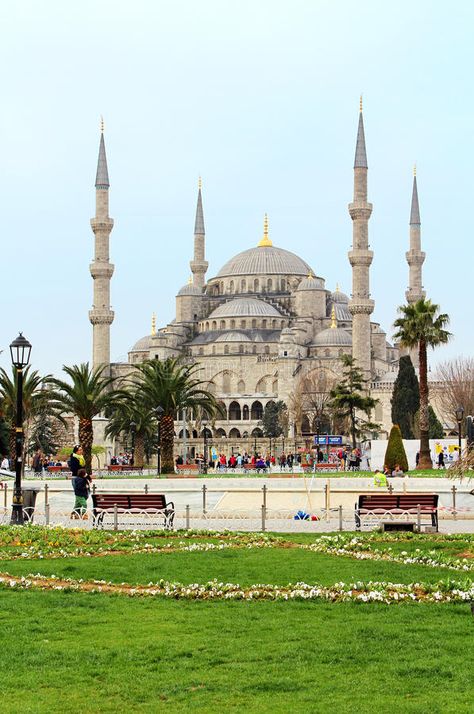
top-left (49, 363), bottom-right (120, 475)
top-left (105, 389), bottom-right (157, 467)
top-left (394, 299), bottom-right (451, 469)
top-left (391, 355), bottom-right (420, 438)
top-left (131, 358), bottom-right (222, 472)
top-left (414, 405), bottom-right (445, 440)
top-left (28, 409), bottom-right (59, 456)
top-left (384, 425), bottom-right (409, 472)
top-left (0, 366), bottom-right (56, 465)
top-left (261, 401), bottom-right (287, 438)
top-left (435, 357), bottom-right (474, 431)
top-left (329, 354), bottom-right (378, 448)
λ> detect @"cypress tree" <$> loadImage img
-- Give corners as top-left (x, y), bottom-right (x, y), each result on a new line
top-left (391, 355), bottom-right (420, 438)
top-left (384, 424), bottom-right (409, 472)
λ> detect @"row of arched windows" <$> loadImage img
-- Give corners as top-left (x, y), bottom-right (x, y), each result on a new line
top-left (196, 344), bottom-right (272, 356)
top-left (208, 278), bottom-right (287, 296)
top-left (200, 318), bottom-right (286, 332)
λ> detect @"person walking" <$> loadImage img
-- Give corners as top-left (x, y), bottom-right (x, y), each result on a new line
top-left (32, 449), bottom-right (43, 476)
top-left (437, 450), bottom-right (445, 469)
top-left (69, 445), bottom-right (85, 479)
top-left (71, 467), bottom-right (91, 519)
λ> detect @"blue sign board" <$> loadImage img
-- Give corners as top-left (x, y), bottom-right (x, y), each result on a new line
top-left (313, 435), bottom-right (343, 446)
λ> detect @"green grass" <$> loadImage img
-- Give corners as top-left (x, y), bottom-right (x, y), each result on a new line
top-left (0, 590), bottom-right (472, 713)
top-left (0, 528), bottom-right (473, 713)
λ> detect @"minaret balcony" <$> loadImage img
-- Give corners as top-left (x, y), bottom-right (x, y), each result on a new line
top-left (348, 250), bottom-right (373, 267)
top-left (89, 308), bottom-right (115, 325)
top-left (90, 262), bottom-right (115, 279)
top-left (348, 202), bottom-right (373, 220)
top-left (90, 218), bottom-right (114, 232)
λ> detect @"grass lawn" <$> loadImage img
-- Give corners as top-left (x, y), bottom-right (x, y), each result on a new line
top-left (0, 528), bottom-right (472, 713)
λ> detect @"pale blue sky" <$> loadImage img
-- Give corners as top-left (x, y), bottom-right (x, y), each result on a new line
top-left (1, 0), bottom-right (472, 375)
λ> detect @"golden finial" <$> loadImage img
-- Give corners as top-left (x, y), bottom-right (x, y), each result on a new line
top-left (330, 305), bottom-right (337, 329)
top-left (258, 213), bottom-right (273, 247)
top-left (198, 176), bottom-right (202, 190)
top-left (188, 275), bottom-right (193, 285)
top-left (100, 115), bottom-right (105, 133)
top-left (307, 270), bottom-right (314, 279)
top-left (335, 283), bottom-right (340, 293)
top-left (359, 94), bottom-right (363, 112)
top-left (151, 312), bottom-right (156, 336)
top-left (413, 164), bottom-right (416, 177)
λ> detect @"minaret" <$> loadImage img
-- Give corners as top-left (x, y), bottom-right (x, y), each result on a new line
top-left (189, 178), bottom-right (208, 289)
top-left (89, 118), bottom-right (114, 370)
top-left (348, 97), bottom-right (374, 377)
top-left (405, 167), bottom-right (425, 303)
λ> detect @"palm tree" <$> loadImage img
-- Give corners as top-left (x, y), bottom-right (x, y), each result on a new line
top-left (104, 390), bottom-right (156, 467)
top-left (393, 299), bottom-right (451, 469)
top-left (131, 358), bottom-right (222, 472)
top-left (49, 363), bottom-right (119, 475)
top-left (0, 366), bottom-right (56, 464)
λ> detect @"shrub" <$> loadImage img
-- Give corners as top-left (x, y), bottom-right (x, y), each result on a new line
top-left (384, 424), bottom-right (409, 472)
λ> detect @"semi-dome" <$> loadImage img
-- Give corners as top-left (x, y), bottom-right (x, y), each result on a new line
top-left (131, 335), bottom-right (152, 352)
top-left (297, 274), bottom-right (325, 291)
top-left (215, 245), bottom-right (312, 278)
top-left (177, 283), bottom-right (202, 296)
top-left (208, 297), bottom-right (282, 319)
top-left (215, 331), bottom-right (252, 342)
top-left (313, 327), bottom-right (352, 347)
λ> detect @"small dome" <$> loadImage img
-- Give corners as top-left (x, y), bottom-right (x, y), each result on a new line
top-left (215, 245), bottom-right (312, 278)
top-left (131, 335), bottom-right (152, 352)
top-left (215, 331), bottom-right (252, 343)
top-left (208, 297), bottom-right (282, 319)
top-left (177, 283), bottom-right (202, 296)
top-left (313, 327), bottom-right (352, 347)
top-left (297, 275), bottom-right (325, 291)
top-left (330, 287), bottom-right (349, 304)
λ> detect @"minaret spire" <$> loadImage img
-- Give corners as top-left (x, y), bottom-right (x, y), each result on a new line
top-left (190, 178), bottom-right (208, 289)
top-left (405, 168), bottom-right (425, 303)
top-left (89, 119), bottom-right (114, 370)
top-left (348, 100), bottom-right (374, 377)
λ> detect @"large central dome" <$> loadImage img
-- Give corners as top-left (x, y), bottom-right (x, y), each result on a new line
top-left (216, 245), bottom-right (313, 278)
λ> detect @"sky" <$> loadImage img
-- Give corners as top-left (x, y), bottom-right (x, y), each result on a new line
top-left (0, 0), bottom-right (473, 376)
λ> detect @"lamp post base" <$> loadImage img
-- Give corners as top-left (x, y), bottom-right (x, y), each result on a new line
top-left (10, 503), bottom-right (24, 526)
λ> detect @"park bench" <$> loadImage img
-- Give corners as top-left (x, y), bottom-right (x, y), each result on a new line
top-left (355, 493), bottom-right (439, 531)
top-left (46, 466), bottom-right (70, 474)
top-left (176, 464), bottom-right (200, 475)
top-left (244, 464), bottom-right (267, 473)
top-left (107, 465), bottom-right (144, 474)
top-left (315, 463), bottom-right (340, 471)
top-left (91, 492), bottom-right (175, 529)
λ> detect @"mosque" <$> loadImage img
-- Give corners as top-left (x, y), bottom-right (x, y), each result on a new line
top-left (88, 105), bottom-right (427, 450)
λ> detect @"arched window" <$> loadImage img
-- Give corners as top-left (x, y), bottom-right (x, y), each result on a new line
top-left (240, 319), bottom-right (246, 329)
top-left (252, 345), bottom-right (257, 354)
top-left (219, 282), bottom-right (224, 294)
top-left (229, 280), bottom-right (234, 293)
top-left (267, 278), bottom-right (272, 291)
top-left (251, 319), bottom-right (257, 329)
top-left (281, 279), bottom-right (286, 291)
top-left (264, 345), bottom-right (270, 354)
top-left (301, 415), bottom-right (310, 434)
top-left (222, 371), bottom-right (231, 392)
top-left (256, 377), bottom-right (267, 393)
top-left (229, 401), bottom-right (241, 420)
top-left (241, 279), bottom-right (246, 292)
top-left (224, 345), bottom-right (229, 355)
top-left (251, 427), bottom-right (263, 437)
top-left (229, 428), bottom-right (241, 439)
top-left (212, 345), bottom-right (216, 354)
top-left (237, 379), bottom-right (245, 392)
top-left (251, 401), bottom-right (263, 420)
top-left (205, 322), bottom-right (209, 331)
top-left (239, 344), bottom-right (244, 353)
top-left (324, 349), bottom-right (330, 357)
top-left (212, 321), bottom-right (217, 330)
top-left (262, 319), bottom-right (267, 329)
top-left (230, 319), bottom-right (235, 329)
top-left (242, 404), bottom-right (249, 420)
top-left (254, 279), bottom-right (259, 293)
top-left (272, 319), bottom-right (277, 328)
top-left (220, 320), bottom-right (225, 329)
top-left (215, 428), bottom-right (227, 438)
top-left (199, 347), bottom-right (204, 355)
top-left (178, 429), bottom-right (190, 438)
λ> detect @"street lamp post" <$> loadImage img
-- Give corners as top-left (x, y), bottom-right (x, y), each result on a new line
top-left (315, 417), bottom-right (321, 463)
top-left (202, 421), bottom-right (208, 475)
top-left (155, 406), bottom-right (164, 476)
top-left (455, 406), bottom-right (464, 454)
top-left (10, 333), bottom-right (32, 526)
top-left (130, 421), bottom-right (136, 466)
top-left (282, 433), bottom-right (285, 454)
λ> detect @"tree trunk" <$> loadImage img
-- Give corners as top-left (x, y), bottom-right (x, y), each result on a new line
top-left (418, 339), bottom-right (432, 469)
top-left (79, 418), bottom-right (93, 475)
top-left (135, 432), bottom-right (145, 468)
top-left (350, 408), bottom-right (357, 449)
top-left (161, 413), bottom-right (175, 473)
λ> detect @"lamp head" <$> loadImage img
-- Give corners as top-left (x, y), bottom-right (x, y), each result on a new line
top-left (455, 406), bottom-right (465, 423)
top-left (10, 333), bottom-right (32, 369)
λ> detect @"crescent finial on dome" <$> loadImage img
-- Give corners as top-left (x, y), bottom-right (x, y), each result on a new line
top-left (258, 213), bottom-right (273, 247)
top-left (151, 312), bottom-right (156, 336)
top-left (330, 305), bottom-right (337, 329)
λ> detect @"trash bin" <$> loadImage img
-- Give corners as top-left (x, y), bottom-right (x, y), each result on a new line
top-left (21, 487), bottom-right (41, 523)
